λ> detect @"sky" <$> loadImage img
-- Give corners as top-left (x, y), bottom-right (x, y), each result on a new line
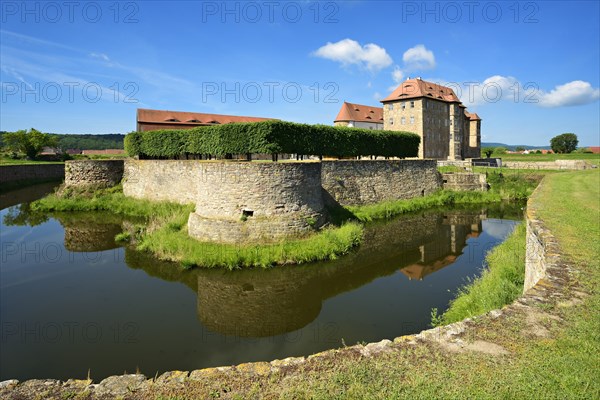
top-left (1, 0), bottom-right (599, 146)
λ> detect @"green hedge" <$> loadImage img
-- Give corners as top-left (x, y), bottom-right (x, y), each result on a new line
top-left (125, 121), bottom-right (419, 159)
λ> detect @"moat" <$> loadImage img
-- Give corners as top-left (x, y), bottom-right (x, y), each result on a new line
top-left (0, 183), bottom-right (523, 381)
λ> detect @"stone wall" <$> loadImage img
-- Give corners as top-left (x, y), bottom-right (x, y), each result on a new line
top-left (503, 160), bottom-right (593, 170)
top-left (523, 183), bottom-right (562, 292)
top-left (0, 164), bottom-right (64, 185)
top-left (64, 160), bottom-right (124, 187)
top-left (124, 160), bottom-right (325, 243)
top-left (321, 160), bottom-right (441, 206)
top-left (441, 173), bottom-right (488, 191)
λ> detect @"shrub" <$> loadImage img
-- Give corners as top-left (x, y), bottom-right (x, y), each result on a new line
top-left (125, 121), bottom-right (420, 159)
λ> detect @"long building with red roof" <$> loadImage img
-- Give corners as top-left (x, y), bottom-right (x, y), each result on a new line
top-left (334, 102), bottom-right (384, 130)
top-left (136, 108), bottom-right (275, 132)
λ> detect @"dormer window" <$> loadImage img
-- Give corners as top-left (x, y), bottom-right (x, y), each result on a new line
top-left (187, 119), bottom-right (202, 123)
top-left (165, 118), bottom-right (180, 122)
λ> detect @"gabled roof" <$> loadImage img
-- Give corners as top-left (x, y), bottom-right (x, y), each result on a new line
top-left (137, 109), bottom-right (274, 126)
top-left (464, 111), bottom-right (482, 121)
top-left (381, 78), bottom-right (461, 103)
top-left (334, 102), bottom-right (384, 124)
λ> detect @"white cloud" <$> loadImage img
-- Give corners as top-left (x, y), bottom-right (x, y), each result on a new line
top-left (313, 38), bottom-right (393, 71)
top-left (402, 44), bottom-right (436, 70)
top-left (538, 80), bottom-right (600, 107)
top-left (392, 66), bottom-right (404, 83)
top-left (458, 76), bottom-right (600, 108)
top-left (373, 91), bottom-right (381, 100)
top-left (90, 52), bottom-right (111, 62)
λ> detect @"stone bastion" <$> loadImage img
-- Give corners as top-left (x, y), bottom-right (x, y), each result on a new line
top-left (64, 159), bottom-right (124, 187)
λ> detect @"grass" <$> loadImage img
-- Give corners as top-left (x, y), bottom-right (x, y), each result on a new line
top-left (436, 222), bottom-right (526, 325)
top-left (0, 155), bottom-right (65, 165)
top-left (140, 220), bottom-right (363, 269)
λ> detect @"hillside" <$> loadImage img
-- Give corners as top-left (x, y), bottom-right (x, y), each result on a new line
top-left (0, 132), bottom-right (125, 150)
top-left (482, 142), bottom-right (551, 151)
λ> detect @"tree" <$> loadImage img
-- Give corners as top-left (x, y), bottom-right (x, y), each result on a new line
top-left (550, 133), bottom-right (578, 154)
top-left (515, 146), bottom-right (526, 152)
top-left (494, 147), bottom-right (507, 155)
top-left (3, 128), bottom-right (57, 159)
top-left (481, 147), bottom-right (495, 158)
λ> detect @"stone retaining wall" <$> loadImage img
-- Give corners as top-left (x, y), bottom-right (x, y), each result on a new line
top-left (64, 160), bottom-right (124, 187)
top-left (321, 160), bottom-right (441, 206)
top-left (442, 172), bottom-right (488, 191)
top-left (0, 164), bottom-right (64, 185)
top-left (523, 183), bottom-right (562, 292)
top-left (503, 160), bottom-right (592, 170)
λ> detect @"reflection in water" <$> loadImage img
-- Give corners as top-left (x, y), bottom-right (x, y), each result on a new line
top-left (55, 213), bottom-right (124, 252)
top-left (124, 204), bottom-right (523, 338)
top-left (0, 182), bottom-right (59, 211)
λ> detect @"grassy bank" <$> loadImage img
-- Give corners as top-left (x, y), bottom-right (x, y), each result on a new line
top-left (435, 223), bottom-right (526, 325)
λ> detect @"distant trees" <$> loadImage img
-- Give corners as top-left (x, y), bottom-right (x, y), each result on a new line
top-left (2, 128), bottom-right (57, 159)
top-left (481, 147), bottom-right (495, 158)
top-left (515, 146), bottom-right (526, 152)
top-left (53, 134), bottom-right (125, 151)
top-left (494, 147), bottom-right (508, 155)
top-left (550, 133), bottom-right (578, 154)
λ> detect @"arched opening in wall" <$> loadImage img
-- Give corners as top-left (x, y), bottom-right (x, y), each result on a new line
top-left (421, 189), bottom-right (425, 196)
top-left (242, 209), bottom-right (254, 217)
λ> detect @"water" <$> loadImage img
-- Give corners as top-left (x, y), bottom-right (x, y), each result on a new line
top-left (0, 183), bottom-right (523, 381)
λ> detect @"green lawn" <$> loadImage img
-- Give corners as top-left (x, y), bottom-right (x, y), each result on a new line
top-left (128, 169), bottom-right (599, 399)
top-left (0, 157), bottom-right (64, 165)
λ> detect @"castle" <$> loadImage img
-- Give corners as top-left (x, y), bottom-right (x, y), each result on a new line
top-left (335, 78), bottom-right (481, 160)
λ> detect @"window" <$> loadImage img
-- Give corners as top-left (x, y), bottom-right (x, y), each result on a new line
top-left (410, 116), bottom-right (415, 124)
top-left (389, 118), bottom-right (394, 125)
top-left (389, 103), bottom-right (394, 111)
top-left (401, 102), bottom-right (406, 110)
top-left (410, 101), bottom-right (415, 108)
top-left (401, 117), bottom-right (405, 125)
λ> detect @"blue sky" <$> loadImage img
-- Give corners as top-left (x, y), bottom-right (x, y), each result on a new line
top-left (1, 0), bottom-right (599, 146)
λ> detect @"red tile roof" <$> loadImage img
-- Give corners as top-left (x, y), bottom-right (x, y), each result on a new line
top-left (381, 78), bottom-right (461, 103)
top-left (464, 111), bottom-right (482, 121)
top-left (588, 146), bottom-right (600, 154)
top-left (137, 108), bottom-right (275, 127)
top-left (82, 149), bottom-right (125, 155)
top-left (334, 102), bottom-right (384, 124)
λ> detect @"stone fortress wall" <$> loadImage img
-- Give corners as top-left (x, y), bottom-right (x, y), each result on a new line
top-left (0, 164), bottom-right (65, 185)
top-left (62, 159), bottom-right (491, 243)
top-left (64, 160), bottom-right (124, 187)
top-left (120, 159), bottom-right (443, 243)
